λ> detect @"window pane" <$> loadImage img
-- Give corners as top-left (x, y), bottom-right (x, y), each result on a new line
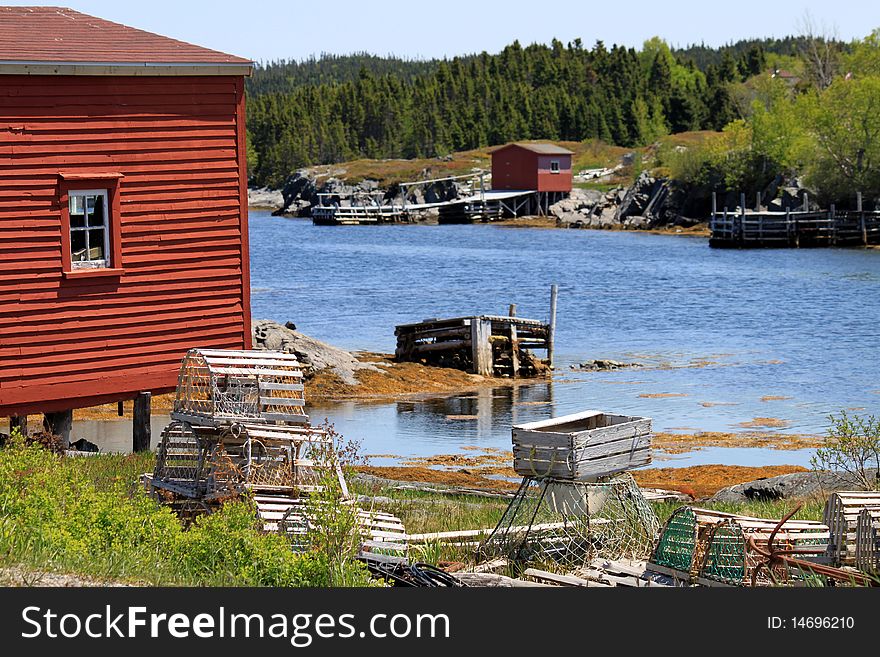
top-left (87, 229), bottom-right (105, 260)
top-left (70, 195), bottom-right (86, 228)
top-left (88, 195), bottom-right (105, 227)
top-left (71, 231), bottom-right (87, 261)
top-left (70, 195), bottom-right (84, 215)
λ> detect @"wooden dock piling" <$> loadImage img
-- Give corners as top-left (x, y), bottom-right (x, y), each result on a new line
top-left (133, 391), bottom-right (152, 452)
top-left (9, 415), bottom-right (27, 436)
top-left (548, 284), bottom-right (558, 370)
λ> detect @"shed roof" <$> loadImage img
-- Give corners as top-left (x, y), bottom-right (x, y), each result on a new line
top-left (490, 142), bottom-right (574, 155)
top-left (0, 6), bottom-right (252, 75)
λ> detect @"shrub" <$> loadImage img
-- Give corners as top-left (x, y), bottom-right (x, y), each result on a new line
top-left (811, 411), bottom-right (880, 490)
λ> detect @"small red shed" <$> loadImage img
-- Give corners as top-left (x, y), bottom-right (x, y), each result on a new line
top-left (0, 7), bottom-right (253, 424)
top-left (490, 143), bottom-right (573, 192)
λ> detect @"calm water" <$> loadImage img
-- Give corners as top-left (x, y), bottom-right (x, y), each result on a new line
top-left (77, 213), bottom-right (880, 468)
top-left (244, 211), bottom-right (880, 467)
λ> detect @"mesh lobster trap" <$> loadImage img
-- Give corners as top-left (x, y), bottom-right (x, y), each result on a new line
top-left (172, 348), bottom-right (307, 426)
top-left (478, 473), bottom-right (659, 571)
top-left (649, 506), bottom-right (832, 586)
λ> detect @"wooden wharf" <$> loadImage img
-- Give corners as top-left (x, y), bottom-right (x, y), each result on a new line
top-left (394, 307), bottom-right (555, 378)
top-left (709, 192), bottom-right (880, 248)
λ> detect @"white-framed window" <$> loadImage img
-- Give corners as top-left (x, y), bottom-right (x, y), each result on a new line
top-left (68, 189), bottom-right (110, 269)
top-left (550, 160), bottom-right (560, 174)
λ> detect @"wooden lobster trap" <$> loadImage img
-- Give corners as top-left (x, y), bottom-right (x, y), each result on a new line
top-left (150, 421), bottom-right (346, 501)
top-left (172, 348), bottom-right (307, 426)
top-left (854, 507), bottom-right (880, 575)
top-left (823, 491), bottom-right (880, 565)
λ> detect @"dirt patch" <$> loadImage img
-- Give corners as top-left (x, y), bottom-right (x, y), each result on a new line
top-left (737, 417), bottom-right (791, 429)
top-left (652, 431), bottom-right (823, 453)
top-left (0, 566), bottom-right (132, 587)
top-left (638, 392), bottom-right (688, 399)
top-left (632, 464), bottom-right (808, 499)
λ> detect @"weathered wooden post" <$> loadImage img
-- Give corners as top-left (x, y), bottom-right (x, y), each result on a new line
top-left (830, 203), bottom-right (836, 246)
top-left (739, 192), bottom-right (747, 245)
top-left (43, 410), bottom-right (72, 447)
top-left (470, 319), bottom-right (493, 377)
top-left (133, 391), bottom-right (152, 452)
top-left (710, 192), bottom-right (717, 232)
top-left (755, 191), bottom-right (761, 212)
top-left (9, 415), bottom-right (27, 436)
top-left (858, 192), bottom-right (867, 246)
top-left (548, 284), bottom-right (558, 370)
top-left (803, 192), bottom-right (809, 212)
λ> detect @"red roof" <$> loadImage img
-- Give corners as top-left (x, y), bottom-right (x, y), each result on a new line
top-left (0, 6), bottom-right (251, 66)
top-left (490, 142), bottom-right (574, 155)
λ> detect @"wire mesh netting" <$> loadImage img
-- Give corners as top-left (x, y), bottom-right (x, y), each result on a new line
top-left (651, 506), bottom-right (697, 573)
top-left (698, 520), bottom-right (747, 585)
top-left (479, 473), bottom-right (659, 571)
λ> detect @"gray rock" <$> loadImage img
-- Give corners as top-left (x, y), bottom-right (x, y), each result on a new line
top-left (571, 359), bottom-right (642, 371)
top-left (709, 470), bottom-right (878, 503)
top-left (247, 186), bottom-right (284, 210)
top-left (251, 319), bottom-right (379, 385)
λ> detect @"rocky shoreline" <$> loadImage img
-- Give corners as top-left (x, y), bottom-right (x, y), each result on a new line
top-left (248, 167), bottom-right (710, 233)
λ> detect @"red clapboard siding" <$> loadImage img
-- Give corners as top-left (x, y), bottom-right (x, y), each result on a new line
top-left (0, 74), bottom-right (251, 416)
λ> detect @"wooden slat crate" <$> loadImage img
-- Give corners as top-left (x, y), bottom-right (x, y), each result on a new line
top-left (823, 491), bottom-right (880, 565)
top-left (854, 507), bottom-right (880, 574)
top-left (512, 410), bottom-right (652, 480)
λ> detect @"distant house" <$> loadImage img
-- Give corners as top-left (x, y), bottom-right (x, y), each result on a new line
top-left (490, 143), bottom-right (573, 193)
top-left (0, 7), bottom-right (253, 434)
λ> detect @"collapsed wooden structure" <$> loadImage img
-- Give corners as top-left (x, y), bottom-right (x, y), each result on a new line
top-left (395, 313), bottom-right (553, 377)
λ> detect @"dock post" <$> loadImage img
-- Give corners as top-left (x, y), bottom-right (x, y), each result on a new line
top-left (43, 410), bottom-right (72, 447)
top-left (786, 207), bottom-right (792, 246)
top-left (9, 415), bottom-right (27, 436)
top-left (470, 319), bottom-right (493, 377)
top-left (710, 192), bottom-right (717, 232)
top-left (548, 284), bottom-right (558, 370)
top-left (858, 192), bottom-right (867, 245)
top-left (803, 193), bottom-right (809, 212)
top-left (739, 193), bottom-right (746, 245)
top-left (755, 191), bottom-right (761, 212)
top-left (133, 391), bottom-right (152, 452)
top-left (830, 204), bottom-right (836, 246)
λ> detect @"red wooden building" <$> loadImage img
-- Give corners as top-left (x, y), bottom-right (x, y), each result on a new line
top-left (490, 143), bottom-right (573, 193)
top-left (0, 7), bottom-right (253, 433)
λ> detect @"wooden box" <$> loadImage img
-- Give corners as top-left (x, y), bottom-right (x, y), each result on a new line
top-left (512, 410), bottom-right (652, 480)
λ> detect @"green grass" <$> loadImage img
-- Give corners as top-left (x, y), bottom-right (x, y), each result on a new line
top-left (0, 441), bottom-right (371, 586)
top-left (0, 439), bottom-right (831, 583)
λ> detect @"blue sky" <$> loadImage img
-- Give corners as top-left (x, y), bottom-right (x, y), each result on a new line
top-left (5, 1), bottom-right (878, 62)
